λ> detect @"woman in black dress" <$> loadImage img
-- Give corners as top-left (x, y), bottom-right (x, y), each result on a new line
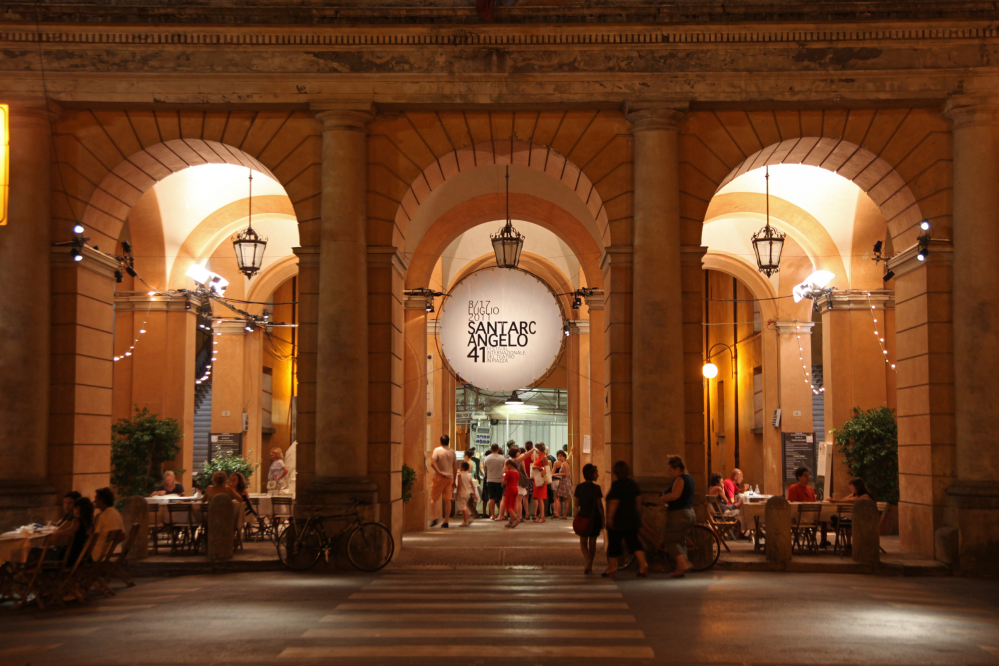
top-left (68, 497), bottom-right (95, 564)
top-left (573, 464), bottom-right (605, 574)
top-left (603, 461), bottom-right (649, 578)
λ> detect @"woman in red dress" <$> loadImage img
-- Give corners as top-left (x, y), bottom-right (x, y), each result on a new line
top-left (531, 443), bottom-right (550, 523)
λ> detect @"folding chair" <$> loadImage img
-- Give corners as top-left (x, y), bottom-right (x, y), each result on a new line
top-left (148, 502), bottom-right (165, 555)
top-left (792, 504), bottom-right (822, 554)
top-left (833, 504), bottom-right (854, 554)
top-left (269, 496), bottom-right (293, 540)
top-left (78, 529), bottom-right (123, 599)
top-left (753, 515), bottom-right (766, 552)
top-left (96, 523), bottom-right (140, 595)
top-left (7, 534), bottom-right (59, 608)
top-left (243, 497), bottom-right (264, 541)
top-left (48, 533), bottom-right (99, 606)
top-left (705, 496), bottom-right (739, 552)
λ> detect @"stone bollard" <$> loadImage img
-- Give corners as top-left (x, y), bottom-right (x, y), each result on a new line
top-left (207, 495), bottom-right (235, 562)
top-left (852, 498), bottom-right (881, 565)
top-left (121, 496), bottom-right (149, 560)
top-left (764, 496), bottom-right (792, 563)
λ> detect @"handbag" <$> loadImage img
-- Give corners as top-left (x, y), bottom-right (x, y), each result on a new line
top-left (531, 465), bottom-right (545, 485)
top-left (572, 513), bottom-right (592, 537)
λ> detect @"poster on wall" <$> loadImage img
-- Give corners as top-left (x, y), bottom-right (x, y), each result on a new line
top-left (209, 432), bottom-right (243, 460)
top-left (438, 268), bottom-right (564, 393)
top-left (781, 432), bottom-right (816, 484)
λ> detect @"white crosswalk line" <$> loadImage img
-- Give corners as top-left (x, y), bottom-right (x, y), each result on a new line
top-left (349, 591), bottom-right (623, 600)
top-left (320, 613), bottom-right (637, 623)
top-left (336, 601), bottom-right (630, 610)
top-left (279, 645), bottom-right (656, 659)
top-left (303, 628), bottom-right (646, 639)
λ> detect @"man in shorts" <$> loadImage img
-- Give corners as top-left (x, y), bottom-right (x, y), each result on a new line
top-left (481, 443), bottom-right (506, 520)
top-left (430, 434), bottom-right (457, 528)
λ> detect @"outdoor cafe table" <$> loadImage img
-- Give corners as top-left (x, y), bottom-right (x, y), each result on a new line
top-left (0, 527), bottom-right (56, 565)
top-left (739, 501), bottom-right (840, 529)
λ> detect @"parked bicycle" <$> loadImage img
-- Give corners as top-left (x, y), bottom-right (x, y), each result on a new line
top-left (276, 499), bottom-right (394, 572)
top-left (618, 503), bottom-right (721, 572)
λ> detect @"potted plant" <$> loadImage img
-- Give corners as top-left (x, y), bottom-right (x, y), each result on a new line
top-left (832, 406), bottom-right (899, 533)
top-left (110, 407), bottom-right (184, 500)
top-left (193, 447), bottom-right (260, 491)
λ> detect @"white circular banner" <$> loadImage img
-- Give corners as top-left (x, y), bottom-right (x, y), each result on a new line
top-left (439, 268), bottom-right (564, 393)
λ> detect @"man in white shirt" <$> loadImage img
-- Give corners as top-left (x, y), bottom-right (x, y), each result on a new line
top-left (429, 434), bottom-right (457, 528)
top-left (93, 487), bottom-right (124, 560)
top-left (481, 443), bottom-right (506, 520)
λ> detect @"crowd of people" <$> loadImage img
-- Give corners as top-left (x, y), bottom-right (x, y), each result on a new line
top-left (427, 434), bottom-right (699, 578)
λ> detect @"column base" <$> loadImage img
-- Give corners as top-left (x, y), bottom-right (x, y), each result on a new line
top-left (0, 479), bottom-right (59, 531)
top-left (301, 476), bottom-right (380, 519)
top-left (947, 480), bottom-right (999, 573)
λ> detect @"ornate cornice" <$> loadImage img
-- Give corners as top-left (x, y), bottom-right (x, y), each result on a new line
top-left (774, 320), bottom-right (815, 335)
top-left (885, 239), bottom-right (953, 278)
top-left (813, 290), bottom-right (894, 314)
top-left (2, 22), bottom-right (999, 48)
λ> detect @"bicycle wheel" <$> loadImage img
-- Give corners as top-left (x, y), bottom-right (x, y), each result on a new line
top-left (277, 521), bottom-right (323, 571)
top-left (686, 524), bottom-right (721, 571)
top-left (346, 522), bottom-right (395, 572)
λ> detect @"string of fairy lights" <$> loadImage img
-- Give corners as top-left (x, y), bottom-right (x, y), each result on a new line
top-left (112, 298), bottom-right (151, 362)
top-left (793, 324), bottom-right (821, 395)
top-left (867, 292), bottom-right (897, 373)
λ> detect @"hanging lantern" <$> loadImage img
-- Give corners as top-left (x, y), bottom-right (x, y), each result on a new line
top-left (490, 166), bottom-right (525, 268)
top-left (232, 169), bottom-right (268, 278)
top-left (751, 166), bottom-right (785, 277)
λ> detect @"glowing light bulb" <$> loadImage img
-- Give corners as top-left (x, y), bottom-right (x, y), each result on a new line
top-left (139, 329), bottom-right (146, 334)
top-left (73, 224), bottom-right (85, 234)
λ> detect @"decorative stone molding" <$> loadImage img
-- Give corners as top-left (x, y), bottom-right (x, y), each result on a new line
top-left (3, 23), bottom-right (999, 48)
top-left (426, 318), bottom-right (440, 336)
top-left (216, 319), bottom-right (253, 336)
top-left (944, 96), bottom-right (999, 129)
top-left (774, 320), bottom-right (815, 335)
top-left (404, 295), bottom-right (431, 311)
top-left (568, 319), bottom-right (590, 335)
top-left (584, 294), bottom-right (605, 311)
top-left (813, 290), bottom-right (894, 314)
top-left (367, 245), bottom-right (408, 278)
top-left (312, 102), bottom-right (376, 132)
top-left (292, 245), bottom-right (320, 266)
top-left (600, 244), bottom-right (633, 271)
top-left (113, 290), bottom-right (200, 312)
top-left (681, 245), bottom-right (709, 266)
top-left (885, 239), bottom-right (953, 278)
top-left (51, 244), bottom-right (120, 278)
top-left (626, 105), bottom-right (687, 133)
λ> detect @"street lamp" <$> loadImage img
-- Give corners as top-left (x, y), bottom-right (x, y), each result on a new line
top-left (703, 342), bottom-right (736, 379)
top-left (751, 166), bottom-right (785, 277)
top-left (490, 166), bottom-right (525, 268)
top-left (232, 169), bottom-right (268, 279)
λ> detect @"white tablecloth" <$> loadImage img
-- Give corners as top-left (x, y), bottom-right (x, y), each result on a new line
top-left (0, 528), bottom-right (56, 565)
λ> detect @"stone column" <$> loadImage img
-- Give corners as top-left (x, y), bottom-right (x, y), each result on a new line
top-left (774, 321), bottom-right (815, 493)
top-left (815, 292), bottom-right (895, 497)
top-left (49, 245), bottom-right (119, 501)
top-left (584, 295), bottom-right (607, 490)
top-left (627, 107), bottom-right (686, 492)
top-left (402, 297), bottom-right (429, 532)
top-left (0, 104), bottom-right (58, 530)
top-left (944, 97), bottom-right (999, 572)
top-left (600, 247), bottom-right (633, 478)
top-left (307, 104), bottom-right (378, 507)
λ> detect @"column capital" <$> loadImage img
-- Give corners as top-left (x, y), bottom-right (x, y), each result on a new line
top-left (311, 101), bottom-right (376, 132)
top-left (885, 239), bottom-right (953, 279)
top-left (599, 244), bottom-right (633, 270)
top-left (292, 245), bottom-right (320, 265)
top-left (404, 295), bottom-right (430, 311)
top-left (583, 294), bottom-right (605, 310)
top-left (944, 96), bottom-right (999, 130)
top-left (51, 244), bottom-right (120, 279)
top-left (113, 290), bottom-right (200, 313)
top-left (774, 320), bottom-right (815, 335)
top-left (681, 244), bottom-right (708, 266)
top-left (568, 319), bottom-right (590, 335)
top-left (624, 102), bottom-right (688, 132)
top-left (367, 244), bottom-right (409, 278)
top-left (814, 290), bottom-right (894, 314)
top-left (6, 100), bottom-right (60, 128)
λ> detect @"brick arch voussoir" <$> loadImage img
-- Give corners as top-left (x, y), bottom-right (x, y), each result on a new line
top-left (707, 137), bottom-right (930, 247)
top-left (391, 139), bottom-right (608, 244)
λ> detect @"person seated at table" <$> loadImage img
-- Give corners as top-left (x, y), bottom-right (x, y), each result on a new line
top-left (150, 470), bottom-right (185, 497)
top-left (93, 487), bottom-right (124, 560)
top-left (826, 477), bottom-right (874, 503)
top-left (204, 471), bottom-right (243, 502)
top-left (56, 491), bottom-right (82, 528)
top-left (723, 469), bottom-right (749, 503)
top-left (68, 497), bottom-right (95, 564)
top-left (708, 474), bottom-right (742, 515)
top-left (226, 472), bottom-right (260, 521)
top-left (787, 467), bottom-right (816, 502)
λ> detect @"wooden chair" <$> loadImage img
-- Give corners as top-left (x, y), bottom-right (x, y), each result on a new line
top-left (166, 503), bottom-right (197, 555)
top-left (148, 502), bottom-right (165, 555)
top-left (96, 523), bottom-right (140, 595)
top-left (833, 504), bottom-right (854, 554)
top-left (48, 533), bottom-right (99, 606)
top-left (791, 504), bottom-right (822, 554)
top-left (268, 497), bottom-right (294, 540)
top-left (705, 496), bottom-right (739, 551)
top-left (7, 534), bottom-right (58, 608)
top-left (243, 497), bottom-right (264, 541)
top-left (753, 515), bottom-right (766, 552)
top-left (78, 529), bottom-right (123, 599)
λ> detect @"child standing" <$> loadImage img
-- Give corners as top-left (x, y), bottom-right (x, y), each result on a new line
top-left (455, 461), bottom-right (475, 527)
top-left (502, 459), bottom-right (521, 528)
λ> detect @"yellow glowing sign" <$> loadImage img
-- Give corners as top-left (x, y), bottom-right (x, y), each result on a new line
top-left (0, 104), bottom-right (7, 225)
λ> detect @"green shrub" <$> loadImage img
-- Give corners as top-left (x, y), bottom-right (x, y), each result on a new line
top-left (401, 463), bottom-right (417, 504)
top-left (193, 447), bottom-right (259, 491)
top-left (110, 407), bottom-right (183, 499)
top-left (832, 406), bottom-right (899, 505)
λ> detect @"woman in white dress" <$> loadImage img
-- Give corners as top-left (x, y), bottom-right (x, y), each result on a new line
top-left (455, 461), bottom-right (475, 526)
